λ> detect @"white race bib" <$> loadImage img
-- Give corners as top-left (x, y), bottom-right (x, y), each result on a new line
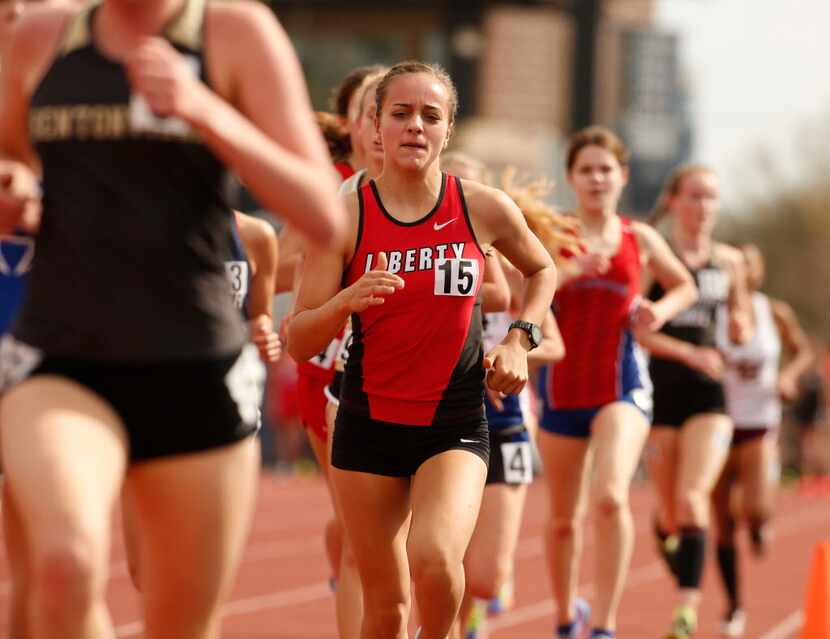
top-left (129, 56), bottom-right (200, 137)
top-left (501, 441), bottom-right (533, 485)
top-left (224, 260), bottom-right (249, 310)
top-left (434, 258), bottom-right (479, 297)
top-left (308, 337), bottom-right (341, 370)
top-left (0, 335), bottom-right (43, 392)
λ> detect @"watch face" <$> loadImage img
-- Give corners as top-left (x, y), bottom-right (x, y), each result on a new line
top-left (531, 325), bottom-right (542, 347)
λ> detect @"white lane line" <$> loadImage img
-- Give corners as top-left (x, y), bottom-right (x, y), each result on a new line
top-left (18, 492), bottom-right (830, 637)
top-left (758, 610), bottom-right (804, 639)
top-left (114, 581), bottom-right (332, 637)
top-left (0, 534), bottom-right (324, 598)
top-left (489, 497), bottom-right (825, 634)
top-left (489, 561), bottom-right (664, 631)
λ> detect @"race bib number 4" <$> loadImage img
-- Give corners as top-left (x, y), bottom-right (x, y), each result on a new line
top-left (434, 258), bottom-right (479, 297)
top-left (501, 441), bottom-right (533, 485)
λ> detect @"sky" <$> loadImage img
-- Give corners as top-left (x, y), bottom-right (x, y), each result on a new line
top-left (655, 0), bottom-right (830, 207)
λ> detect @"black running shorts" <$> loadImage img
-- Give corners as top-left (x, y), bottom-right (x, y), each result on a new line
top-left (5, 346), bottom-right (257, 462)
top-left (332, 407), bottom-right (489, 477)
top-left (651, 378), bottom-right (726, 428)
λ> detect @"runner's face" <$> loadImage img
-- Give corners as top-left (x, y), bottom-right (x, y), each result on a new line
top-left (345, 85), bottom-right (363, 151)
top-left (0, 1), bottom-right (25, 52)
top-left (567, 145), bottom-right (627, 215)
top-left (357, 82), bottom-right (383, 166)
top-left (378, 72), bottom-right (451, 173)
top-left (670, 171), bottom-right (719, 237)
top-left (742, 245), bottom-right (765, 290)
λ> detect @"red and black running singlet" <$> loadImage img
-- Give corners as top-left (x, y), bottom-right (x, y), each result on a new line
top-left (335, 162), bottom-right (355, 181)
top-left (548, 216), bottom-right (643, 408)
top-left (341, 173), bottom-right (486, 426)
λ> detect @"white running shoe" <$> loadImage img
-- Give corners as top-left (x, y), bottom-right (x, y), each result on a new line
top-left (719, 609), bottom-right (746, 637)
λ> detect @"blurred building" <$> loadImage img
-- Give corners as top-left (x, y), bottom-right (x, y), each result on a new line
top-left (267, 0), bottom-right (692, 215)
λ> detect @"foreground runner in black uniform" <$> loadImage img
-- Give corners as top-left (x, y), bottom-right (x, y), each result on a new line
top-left (0, 0), bottom-right (342, 635)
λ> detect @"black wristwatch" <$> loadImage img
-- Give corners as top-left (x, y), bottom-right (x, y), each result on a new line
top-left (508, 320), bottom-right (542, 351)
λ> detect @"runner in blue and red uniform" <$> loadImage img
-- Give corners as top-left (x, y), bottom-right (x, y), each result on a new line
top-left (440, 157), bottom-right (568, 639)
top-left (537, 126), bottom-right (697, 639)
top-left (288, 61), bottom-right (556, 639)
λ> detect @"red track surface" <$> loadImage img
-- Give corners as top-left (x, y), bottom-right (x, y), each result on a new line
top-left (0, 474), bottom-right (824, 638)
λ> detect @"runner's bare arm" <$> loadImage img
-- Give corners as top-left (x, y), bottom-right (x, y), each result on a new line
top-left (481, 251), bottom-right (510, 313)
top-left (771, 297), bottom-right (812, 401)
top-left (717, 242), bottom-right (753, 343)
top-left (126, 3), bottom-right (344, 245)
top-left (287, 194), bottom-right (404, 361)
top-left (275, 224), bottom-right (304, 294)
top-left (472, 184), bottom-right (557, 330)
top-left (632, 221), bottom-right (697, 331)
top-left (464, 181), bottom-right (557, 394)
top-left (527, 309), bottom-right (564, 367)
top-left (0, 7), bottom-right (67, 231)
top-left (237, 212), bottom-right (280, 362)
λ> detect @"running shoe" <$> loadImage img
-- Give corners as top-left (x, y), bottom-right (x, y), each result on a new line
top-left (465, 598), bottom-right (488, 639)
top-left (750, 524), bottom-right (772, 558)
top-left (654, 520), bottom-right (680, 577)
top-left (556, 597), bottom-right (591, 639)
top-left (719, 609), bottom-right (746, 637)
top-left (665, 605), bottom-right (697, 639)
top-left (487, 577), bottom-right (515, 615)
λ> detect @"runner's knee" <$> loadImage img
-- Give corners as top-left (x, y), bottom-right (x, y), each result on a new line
top-left (362, 587), bottom-right (409, 636)
top-left (409, 543), bottom-right (463, 592)
top-left (676, 490), bottom-right (709, 527)
top-left (593, 488), bottom-right (628, 519)
top-left (466, 556), bottom-right (512, 600)
top-left (32, 538), bottom-right (101, 620)
top-left (547, 513), bottom-right (582, 541)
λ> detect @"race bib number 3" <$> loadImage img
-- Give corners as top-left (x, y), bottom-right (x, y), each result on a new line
top-left (434, 258), bottom-right (479, 297)
top-left (501, 441), bottom-right (533, 485)
top-left (225, 260), bottom-right (249, 310)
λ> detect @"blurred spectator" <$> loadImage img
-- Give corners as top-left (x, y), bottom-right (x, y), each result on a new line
top-left (264, 355), bottom-right (314, 470)
top-left (789, 339), bottom-right (828, 477)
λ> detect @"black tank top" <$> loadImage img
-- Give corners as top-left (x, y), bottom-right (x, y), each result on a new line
top-left (648, 254), bottom-right (730, 385)
top-left (18, 0), bottom-right (246, 361)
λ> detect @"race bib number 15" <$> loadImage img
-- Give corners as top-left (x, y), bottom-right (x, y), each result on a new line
top-left (434, 258), bottom-right (479, 297)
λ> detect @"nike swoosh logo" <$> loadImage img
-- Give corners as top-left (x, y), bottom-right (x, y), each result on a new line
top-left (433, 218), bottom-right (457, 231)
top-left (459, 438), bottom-right (477, 443)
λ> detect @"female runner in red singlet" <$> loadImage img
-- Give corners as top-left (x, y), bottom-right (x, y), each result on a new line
top-left (538, 127), bottom-right (696, 639)
top-left (320, 67), bottom-right (387, 639)
top-left (288, 61), bottom-right (557, 639)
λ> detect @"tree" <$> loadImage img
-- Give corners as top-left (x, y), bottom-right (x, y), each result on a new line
top-left (720, 144), bottom-right (830, 340)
